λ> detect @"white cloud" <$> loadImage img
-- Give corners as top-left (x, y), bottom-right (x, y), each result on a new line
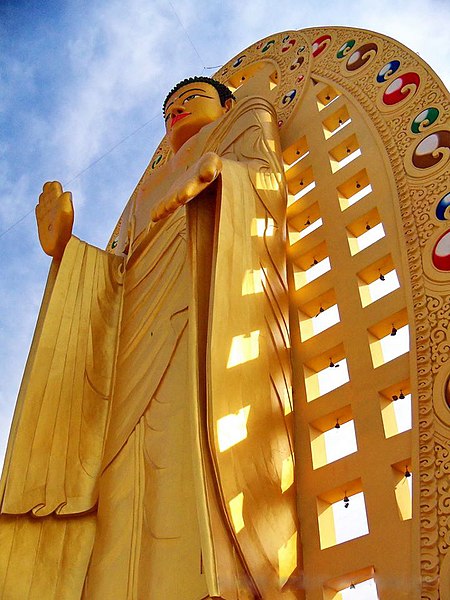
top-left (50, 0), bottom-right (202, 176)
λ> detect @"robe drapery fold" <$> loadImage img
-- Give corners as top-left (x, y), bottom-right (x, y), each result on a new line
top-left (0, 238), bottom-right (123, 516)
top-left (0, 97), bottom-right (301, 599)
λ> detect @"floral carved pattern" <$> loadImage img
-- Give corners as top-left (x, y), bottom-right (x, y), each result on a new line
top-left (300, 26), bottom-right (449, 599)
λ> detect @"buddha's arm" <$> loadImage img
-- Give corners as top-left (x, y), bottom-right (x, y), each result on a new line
top-left (1, 236), bottom-right (124, 516)
top-left (151, 152), bottom-right (222, 222)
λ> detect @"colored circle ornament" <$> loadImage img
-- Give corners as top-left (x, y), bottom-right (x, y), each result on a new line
top-left (151, 154), bottom-right (163, 169)
top-left (432, 230), bottom-right (450, 271)
top-left (412, 131), bottom-right (450, 169)
top-left (436, 192), bottom-right (450, 221)
top-left (282, 39), bottom-right (296, 53)
top-left (233, 55), bottom-right (246, 68)
top-left (261, 40), bottom-right (275, 53)
top-left (214, 30), bottom-right (310, 132)
top-left (346, 43), bottom-right (378, 71)
top-left (411, 107), bottom-right (439, 134)
top-left (446, 376), bottom-right (450, 411)
top-left (382, 72), bottom-right (420, 105)
top-left (312, 34), bottom-right (331, 58)
top-left (290, 56), bottom-right (304, 71)
top-left (376, 60), bottom-right (400, 83)
top-left (336, 39), bottom-right (355, 59)
top-left (282, 89), bottom-right (297, 105)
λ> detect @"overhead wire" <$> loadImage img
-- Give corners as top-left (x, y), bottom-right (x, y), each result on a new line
top-left (0, 3), bottom-right (219, 240)
top-left (167, 0), bottom-right (205, 70)
top-left (64, 113), bottom-right (160, 187)
top-left (0, 209), bottom-right (36, 240)
top-left (0, 113), bottom-right (161, 240)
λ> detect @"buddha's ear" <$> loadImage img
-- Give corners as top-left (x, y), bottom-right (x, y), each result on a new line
top-left (223, 97), bottom-right (235, 112)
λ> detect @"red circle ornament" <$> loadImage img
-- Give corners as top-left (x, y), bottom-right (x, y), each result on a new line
top-left (312, 34), bottom-right (331, 58)
top-left (382, 72), bottom-right (420, 105)
top-left (432, 230), bottom-right (450, 271)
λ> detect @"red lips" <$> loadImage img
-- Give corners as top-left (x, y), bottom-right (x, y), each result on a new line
top-left (171, 112), bottom-right (190, 127)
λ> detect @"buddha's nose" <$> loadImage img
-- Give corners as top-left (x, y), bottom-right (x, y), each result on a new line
top-left (171, 105), bottom-right (185, 116)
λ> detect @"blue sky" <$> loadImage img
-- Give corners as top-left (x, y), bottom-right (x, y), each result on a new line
top-left (1, 0), bottom-right (449, 464)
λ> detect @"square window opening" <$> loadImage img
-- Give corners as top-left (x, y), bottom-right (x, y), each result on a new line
top-left (309, 406), bottom-right (357, 469)
top-left (380, 380), bottom-right (412, 438)
top-left (317, 84), bottom-right (340, 110)
top-left (303, 344), bottom-right (349, 402)
top-left (368, 310), bottom-right (409, 368)
top-left (323, 567), bottom-right (377, 600)
top-left (329, 134), bottom-right (361, 173)
top-left (317, 480), bottom-right (369, 550)
top-left (291, 241), bottom-right (331, 290)
top-left (357, 255), bottom-right (400, 308)
top-left (322, 105), bottom-right (352, 139)
top-left (392, 460), bottom-right (413, 521)
top-left (347, 207), bottom-right (385, 256)
top-left (337, 169), bottom-right (371, 210)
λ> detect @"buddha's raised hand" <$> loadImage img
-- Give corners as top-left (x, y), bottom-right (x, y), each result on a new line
top-left (151, 152), bottom-right (222, 222)
top-left (36, 181), bottom-right (74, 260)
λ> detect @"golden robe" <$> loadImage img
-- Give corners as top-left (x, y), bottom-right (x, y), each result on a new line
top-left (0, 97), bottom-right (301, 599)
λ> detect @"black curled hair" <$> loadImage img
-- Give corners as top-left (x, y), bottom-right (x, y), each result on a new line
top-left (163, 76), bottom-right (235, 116)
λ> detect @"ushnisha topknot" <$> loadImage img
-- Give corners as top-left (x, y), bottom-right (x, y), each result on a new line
top-left (163, 76), bottom-right (235, 117)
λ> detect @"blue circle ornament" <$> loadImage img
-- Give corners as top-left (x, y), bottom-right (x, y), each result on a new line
top-left (376, 60), bottom-right (401, 83)
top-left (233, 55), bottom-right (246, 68)
top-left (436, 192), bottom-right (450, 221)
top-left (281, 89), bottom-right (297, 105)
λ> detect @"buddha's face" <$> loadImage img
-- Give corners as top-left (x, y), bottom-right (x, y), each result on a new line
top-left (164, 82), bottom-right (232, 153)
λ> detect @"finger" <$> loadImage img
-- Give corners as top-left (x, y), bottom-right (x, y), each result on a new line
top-left (59, 191), bottom-right (73, 211)
top-left (152, 206), bottom-right (164, 221)
top-left (39, 181), bottom-right (63, 204)
top-left (177, 182), bottom-right (195, 204)
top-left (198, 169), bottom-right (215, 184)
top-left (165, 194), bottom-right (183, 213)
top-left (199, 155), bottom-right (222, 182)
top-left (42, 181), bottom-right (63, 197)
top-left (181, 175), bottom-right (210, 202)
top-left (151, 198), bottom-right (170, 221)
top-left (58, 199), bottom-right (75, 227)
top-left (202, 169), bottom-right (220, 184)
top-left (35, 198), bottom-right (52, 217)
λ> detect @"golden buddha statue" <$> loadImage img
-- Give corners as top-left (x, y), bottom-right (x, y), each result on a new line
top-left (0, 77), bottom-right (300, 599)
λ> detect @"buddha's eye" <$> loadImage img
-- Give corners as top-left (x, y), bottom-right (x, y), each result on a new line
top-left (183, 94), bottom-right (200, 104)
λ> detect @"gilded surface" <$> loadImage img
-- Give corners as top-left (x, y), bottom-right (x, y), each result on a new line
top-left (0, 92), bottom-right (300, 598)
top-left (290, 25), bottom-right (449, 599)
top-left (1, 25), bottom-right (449, 599)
